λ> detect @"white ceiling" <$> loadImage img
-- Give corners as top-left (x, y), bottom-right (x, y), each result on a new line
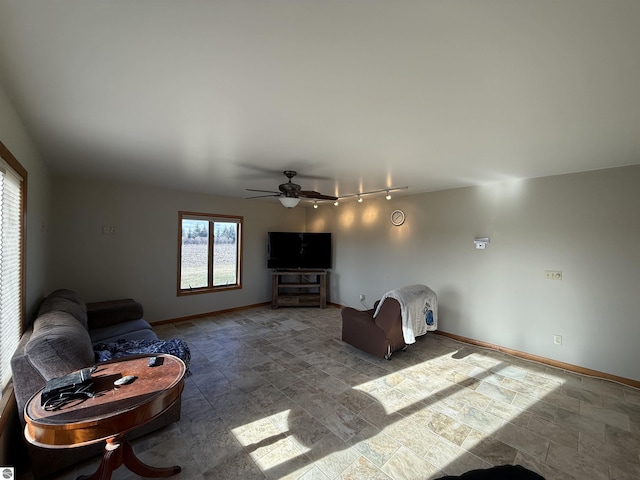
top-left (1, 1), bottom-right (639, 203)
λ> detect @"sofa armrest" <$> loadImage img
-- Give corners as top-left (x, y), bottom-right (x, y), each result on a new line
top-left (341, 306), bottom-right (376, 323)
top-left (87, 299), bottom-right (144, 330)
top-left (373, 298), bottom-right (402, 336)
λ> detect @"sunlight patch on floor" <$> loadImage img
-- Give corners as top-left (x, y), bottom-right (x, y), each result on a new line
top-left (230, 409), bottom-right (315, 474)
top-left (226, 340), bottom-right (577, 478)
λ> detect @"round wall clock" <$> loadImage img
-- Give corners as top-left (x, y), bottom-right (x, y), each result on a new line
top-left (391, 209), bottom-right (405, 226)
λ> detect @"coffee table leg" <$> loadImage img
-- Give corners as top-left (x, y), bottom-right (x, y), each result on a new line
top-left (77, 437), bottom-right (180, 480)
top-left (76, 438), bottom-right (124, 480)
top-left (122, 439), bottom-right (181, 477)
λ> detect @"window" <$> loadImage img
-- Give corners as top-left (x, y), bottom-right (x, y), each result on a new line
top-left (0, 143), bottom-right (26, 402)
top-left (178, 211), bottom-right (242, 295)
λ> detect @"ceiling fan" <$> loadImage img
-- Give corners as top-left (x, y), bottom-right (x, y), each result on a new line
top-left (246, 170), bottom-right (338, 208)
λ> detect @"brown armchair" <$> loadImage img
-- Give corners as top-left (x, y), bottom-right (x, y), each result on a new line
top-left (341, 298), bottom-right (406, 360)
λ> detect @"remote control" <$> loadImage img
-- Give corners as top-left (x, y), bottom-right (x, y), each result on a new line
top-left (148, 356), bottom-right (163, 367)
top-left (114, 375), bottom-right (137, 386)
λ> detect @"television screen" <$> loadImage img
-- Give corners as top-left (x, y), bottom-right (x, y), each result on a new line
top-left (267, 232), bottom-right (332, 269)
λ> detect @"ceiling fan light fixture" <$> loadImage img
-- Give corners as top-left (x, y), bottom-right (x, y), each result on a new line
top-left (279, 197), bottom-right (300, 208)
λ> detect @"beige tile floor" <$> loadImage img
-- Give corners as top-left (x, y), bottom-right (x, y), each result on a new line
top-left (45, 306), bottom-right (640, 480)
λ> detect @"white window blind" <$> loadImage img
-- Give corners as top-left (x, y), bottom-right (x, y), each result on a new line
top-left (0, 159), bottom-right (23, 396)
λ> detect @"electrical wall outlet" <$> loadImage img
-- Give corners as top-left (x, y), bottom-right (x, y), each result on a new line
top-left (545, 270), bottom-right (562, 280)
top-left (359, 294), bottom-right (365, 301)
top-left (553, 334), bottom-right (562, 345)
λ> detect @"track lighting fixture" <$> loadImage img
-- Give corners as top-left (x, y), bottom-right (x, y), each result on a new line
top-left (333, 186), bottom-right (407, 204)
top-left (301, 185), bottom-right (408, 206)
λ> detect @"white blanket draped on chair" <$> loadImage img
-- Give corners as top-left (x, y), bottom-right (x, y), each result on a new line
top-left (373, 284), bottom-right (438, 344)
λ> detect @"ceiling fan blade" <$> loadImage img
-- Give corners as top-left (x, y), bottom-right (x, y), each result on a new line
top-left (246, 171), bottom-right (337, 203)
top-left (292, 173), bottom-right (334, 181)
top-left (299, 190), bottom-right (338, 201)
top-left (246, 188), bottom-right (280, 194)
top-left (246, 193), bottom-right (280, 199)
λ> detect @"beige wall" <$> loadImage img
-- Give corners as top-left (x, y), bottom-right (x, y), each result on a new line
top-left (1, 83), bottom-right (52, 466)
top-left (0, 85), bottom-right (52, 322)
top-left (48, 177), bottom-right (307, 321)
top-left (309, 166), bottom-right (640, 381)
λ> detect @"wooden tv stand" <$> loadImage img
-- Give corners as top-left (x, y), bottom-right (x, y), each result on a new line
top-left (271, 270), bottom-right (327, 309)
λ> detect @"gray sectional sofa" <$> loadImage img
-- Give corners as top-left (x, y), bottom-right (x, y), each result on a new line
top-left (10, 289), bottom-right (181, 479)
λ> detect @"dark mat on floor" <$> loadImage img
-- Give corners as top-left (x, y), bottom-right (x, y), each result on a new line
top-left (436, 464), bottom-right (545, 479)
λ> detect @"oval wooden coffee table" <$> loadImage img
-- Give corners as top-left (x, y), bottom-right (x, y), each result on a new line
top-left (24, 354), bottom-right (185, 480)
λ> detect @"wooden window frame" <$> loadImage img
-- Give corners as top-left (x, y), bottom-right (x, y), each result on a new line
top-left (177, 211), bottom-right (243, 296)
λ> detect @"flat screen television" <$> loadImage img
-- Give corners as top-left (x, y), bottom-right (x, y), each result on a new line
top-left (267, 232), bottom-right (332, 270)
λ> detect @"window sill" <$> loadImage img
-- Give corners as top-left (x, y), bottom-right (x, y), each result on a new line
top-left (177, 284), bottom-right (242, 296)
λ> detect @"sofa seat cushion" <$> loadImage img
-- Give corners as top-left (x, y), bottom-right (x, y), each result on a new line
top-left (90, 318), bottom-right (158, 344)
top-left (26, 313), bottom-right (95, 379)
